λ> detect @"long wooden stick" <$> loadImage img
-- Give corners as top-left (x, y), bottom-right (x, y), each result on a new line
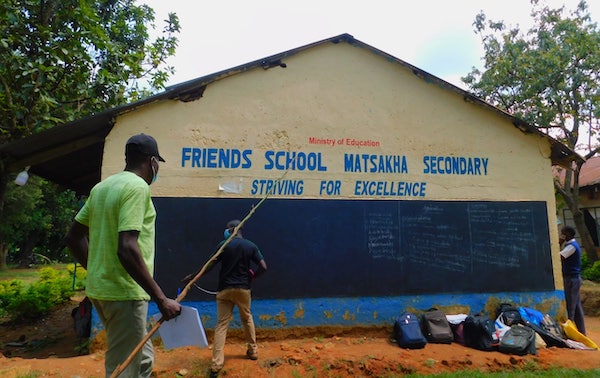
top-left (110, 184), bottom-right (276, 377)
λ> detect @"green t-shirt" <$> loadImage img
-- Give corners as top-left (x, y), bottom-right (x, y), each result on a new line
top-left (75, 171), bottom-right (156, 301)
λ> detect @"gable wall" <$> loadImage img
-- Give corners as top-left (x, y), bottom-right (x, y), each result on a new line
top-left (97, 42), bottom-right (563, 328)
top-left (105, 43), bottom-right (554, 201)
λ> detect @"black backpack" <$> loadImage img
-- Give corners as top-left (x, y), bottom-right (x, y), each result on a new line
top-left (463, 314), bottom-right (498, 351)
top-left (421, 308), bottom-right (453, 344)
top-left (71, 296), bottom-right (92, 338)
top-left (499, 325), bottom-right (537, 355)
top-left (541, 314), bottom-right (564, 339)
top-left (496, 303), bottom-right (522, 327)
top-left (524, 320), bottom-right (568, 348)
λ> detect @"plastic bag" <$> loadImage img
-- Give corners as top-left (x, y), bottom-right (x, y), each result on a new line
top-left (561, 319), bottom-right (598, 350)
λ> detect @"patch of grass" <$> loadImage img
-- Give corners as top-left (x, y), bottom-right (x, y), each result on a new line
top-left (0, 264), bottom-right (75, 285)
top-left (305, 363), bottom-right (317, 377)
top-left (15, 373), bottom-right (41, 378)
top-left (404, 368), bottom-right (600, 377)
top-left (353, 336), bottom-right (368, 344)
top-left (424, 358), bottom-right (436, 367)
top-left (74, 338), bottom-right (91, 355)
top-left (521, 359), bottom-right (539, 371)
top-left (0, 267), bottom-right (40, 284)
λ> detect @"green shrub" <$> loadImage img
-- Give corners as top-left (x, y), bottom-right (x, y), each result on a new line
top-left (581, 252), bottom-right (591, 271)
top-left (582, 260), bottom-right (600, 282)
top-left (2, 267), bottom-right (74, 321)
top-left (65, 262), bottom-right (87, 290)
top-left (0, 279), bottom-right (24, 318)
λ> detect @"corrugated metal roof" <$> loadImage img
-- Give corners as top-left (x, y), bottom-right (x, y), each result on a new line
top-left (569, 155), bottom-right (600, 188)
top-left (0, 33), bottom-right (580, 195)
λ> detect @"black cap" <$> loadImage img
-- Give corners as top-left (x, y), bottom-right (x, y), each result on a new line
top-left (125, 133), bottom-right (165, 162)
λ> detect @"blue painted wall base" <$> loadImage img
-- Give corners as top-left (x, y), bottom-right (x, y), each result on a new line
top-left (90, 291), bottom-right (564, 340)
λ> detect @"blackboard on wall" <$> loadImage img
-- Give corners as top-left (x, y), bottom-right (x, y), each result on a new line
top-left (154, 198), bottom-right (553, 300)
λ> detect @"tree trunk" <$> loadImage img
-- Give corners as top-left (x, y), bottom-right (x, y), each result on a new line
top-left (16, 233), bottom-right (40, 268)
top-left (557, 163), bottom-right (600, 264)
top-left (0, 162), bottom-right (7, 221)
top-left (0, 243), bottom-right (7, 270)
top-left (571, 208), bottom-right (599, 263)
top-left (0, 165), bottom-right (9, 270)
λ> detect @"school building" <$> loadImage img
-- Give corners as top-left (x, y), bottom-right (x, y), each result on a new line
top-left (0, 34), bottom-right (580, 332)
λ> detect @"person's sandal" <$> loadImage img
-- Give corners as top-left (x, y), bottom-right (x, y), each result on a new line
top-left (246, 350), bottom-right (258, 360)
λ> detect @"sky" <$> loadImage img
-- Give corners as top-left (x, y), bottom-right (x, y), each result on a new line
top-left (141, 0), bottom-right (599, 90)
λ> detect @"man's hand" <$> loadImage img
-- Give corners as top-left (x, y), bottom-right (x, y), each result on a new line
top-left (158, 298), bottom-right (182, 321)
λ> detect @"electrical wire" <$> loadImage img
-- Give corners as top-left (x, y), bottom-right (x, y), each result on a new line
top-left (193, 283), bottom-right (217, 295)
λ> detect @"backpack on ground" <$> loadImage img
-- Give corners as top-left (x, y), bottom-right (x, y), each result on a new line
top-left (446, 314), bottom-right (468, 346)
top-left (541, 314), bottom-right (564, 339)
top-left (71, 296), bottom-right (92, 338)
top-left (421, 308), bottom-right (453, 343)
top-left (523, 320), bottom-right (567, 348)
top-left (495, 303), bottom-right (522, 327)
top-left (393, 312), bottom-right (427, 349)
top-left (463, 314), bottom-right (498, 351)
top-left (498, 325), bottom-right (537, 355)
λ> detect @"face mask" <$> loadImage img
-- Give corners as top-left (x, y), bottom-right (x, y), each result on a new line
top-left (224, 229), bottom-right (231, 239)
top-left (151, 157), bottom-right (159, 184)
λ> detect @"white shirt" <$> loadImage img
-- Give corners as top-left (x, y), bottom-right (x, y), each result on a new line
top-left (560, 238), bottom-right (577, 259)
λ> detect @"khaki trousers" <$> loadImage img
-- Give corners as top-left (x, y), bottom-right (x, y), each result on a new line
top-left (90, 299), bottom-right (154, 378)
top-left (211, 288), bottom-right (257, 371)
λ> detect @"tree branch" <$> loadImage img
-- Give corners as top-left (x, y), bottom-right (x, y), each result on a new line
top-left (584, 146), bottom-right (600, 160)
top-left (0, 75), bottom-right (17, 131)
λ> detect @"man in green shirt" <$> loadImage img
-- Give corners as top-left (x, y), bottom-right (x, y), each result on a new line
top-left (66, 133), bottom-right (181, 378)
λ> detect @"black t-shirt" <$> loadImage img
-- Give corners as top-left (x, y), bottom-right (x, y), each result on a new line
top-left (214, 237), bottom-right (264, 291)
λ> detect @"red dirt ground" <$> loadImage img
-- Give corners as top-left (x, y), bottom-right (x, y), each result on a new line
top-left (1, 291), bottom-right (599, 378)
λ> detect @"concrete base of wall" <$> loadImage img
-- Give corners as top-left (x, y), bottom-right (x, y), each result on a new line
top-left (90, 291), bottom-right (564, 340)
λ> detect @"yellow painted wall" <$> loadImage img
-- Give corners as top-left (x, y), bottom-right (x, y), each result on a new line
top-left (102, 41), bottom-right (561, 288)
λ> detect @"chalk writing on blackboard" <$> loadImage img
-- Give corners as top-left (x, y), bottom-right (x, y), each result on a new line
top-left (365, 212), bottom-right (402, 260)
top-left (155, 198), bottom-right (554, 299)
top-left (400, 203), bottom-right (469, 273)
top-left (468, 204), bottom-right (536, 268)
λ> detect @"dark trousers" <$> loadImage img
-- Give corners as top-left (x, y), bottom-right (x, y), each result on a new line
top-left (563, 275), bottom-right (586, 335)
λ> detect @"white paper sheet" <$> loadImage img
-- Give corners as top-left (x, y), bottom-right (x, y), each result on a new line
top-left (153, 306), bottom-right (208, 350)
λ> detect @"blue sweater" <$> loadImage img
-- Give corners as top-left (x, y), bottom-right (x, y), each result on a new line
top-left (561, 240), bottom-right (582, 277)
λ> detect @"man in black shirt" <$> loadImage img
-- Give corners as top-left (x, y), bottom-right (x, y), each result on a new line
top-left (208, 220), bottom-right (267, 376)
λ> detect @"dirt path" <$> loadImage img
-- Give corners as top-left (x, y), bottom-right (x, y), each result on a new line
top-left (0, 318), bottom-right (599, 377)
top-left (1, 293), bottom-right (599, 377)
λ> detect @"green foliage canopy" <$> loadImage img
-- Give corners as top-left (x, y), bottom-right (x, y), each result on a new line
top-left (0, 176), bottom-right (80, 265)
top-left (463, 0), bottom-right (600, 153)
top-left (0, 0), bottom-right (180, 268)
top-left (0, 0), bottom-right (180, 143)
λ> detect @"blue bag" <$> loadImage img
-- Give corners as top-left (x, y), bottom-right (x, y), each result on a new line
top-left (393, 312), bottom-right (427, 349)
top-left (518, 307), bottom-right (544, 327)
